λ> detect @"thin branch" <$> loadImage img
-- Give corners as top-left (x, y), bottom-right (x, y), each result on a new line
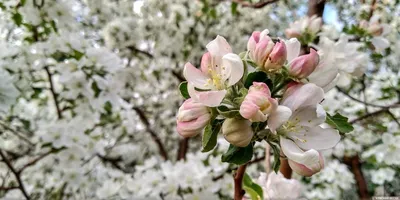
top-left (96, 154), bottom-right (130, 173)
top-left (350, 107), bottom-right (389, 124)
top-left (0, 186), bottom-right (18, 190)
top-left (133, 107), bottom-right (168, 160)
top-left (0, 150), bottom-right (30, 200)
top-left (44, 66), bottom-right (63, 119)
top-left (248, 155), bottom-right (265, 165)
top-left (336, 87), bottom-right (399, 109)
top-left (0, 121), bottom-right (34, 146)
top-left (387, 111), bottom-right (400, 127)
top-left (234, 164), bottom-right (247, 200)
top-left (230, 0), bottom-right (279, 8)
top-left (18, 149), bottom-right (60, 174)
top-left (127, 46), bottom-right (154, 58)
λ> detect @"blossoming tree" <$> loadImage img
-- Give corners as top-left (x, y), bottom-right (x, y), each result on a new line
top-left (0, 0), bottom-right (399, 199)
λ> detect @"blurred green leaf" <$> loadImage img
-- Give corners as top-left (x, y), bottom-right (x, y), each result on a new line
top-left (202, 120), bottom-right (222, 152)
top-left (221, 143), bottom-right (253, 165)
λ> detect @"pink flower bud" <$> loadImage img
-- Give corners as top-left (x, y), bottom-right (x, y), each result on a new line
top-left (247, 30), bottom-right (275, 67)
top-left (264, 41), bottom-right (287, 70)
top-left (240, 82), bottom-right (278, 122)
top-left (222, 118), bottom-right (254, 147)
top-left (289, 49), bottom-right (319, 79)
top-left (288, 152), bottom-right (324, 177)
top-left (176, 98), bottom-right (211, 138)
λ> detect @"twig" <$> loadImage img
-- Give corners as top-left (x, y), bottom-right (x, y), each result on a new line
top-left (96, 154), bottom-right (130, 173)
top-left (230, 0), bottom-right (279, 8)
top-left (18, 150), bottom-right (59, 173)
top-left (133, 107), bottom-right (169, 160)
top-left (234, 164), bottom-right (247, 200)
top-left (127, 46), bottom-right (154, 58)
top-left (44, 66), bottom-right (63, 119)
top-left (336, 86), bottom-right (399, 109)
top-left (176, 138), bottom-right (189, 160)
top-left (0, 186), bottom-right (18, 190)
top-left (343, 155), bottom-right (369, 199)
top-left (0, 121), bottom-right (34, 146)
top-left (350, 107), bottom-right (389, 124)
top-left (387, 111), bottom-right (400, 127)
top-left (0, 150), bottom-right (30, 200)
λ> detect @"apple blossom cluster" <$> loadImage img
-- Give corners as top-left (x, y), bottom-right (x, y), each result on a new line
top-left (176, 25), bottom-right (353, 177)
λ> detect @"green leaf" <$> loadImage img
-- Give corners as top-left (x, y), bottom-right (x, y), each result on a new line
top-left (243, 173), bottom-right (264, 200)
top-left (12, 12), bottom-right (23, 26)
top-left (268, 141), bottom-right (281, 173)
top-left (179, 81), bottom-right (190, 99)
top-left (221, 143), bottom-right (253, 165)
top-left (202, 120), bottom-right (222, 152)
top-left (326, 113), bottom-right (354, 134)
top-left (231, 2), bottom-right (238, 15)
top-left (244, 71), bottom-right (273, 89)
top-left (217, 105), bottom-right (240, 118)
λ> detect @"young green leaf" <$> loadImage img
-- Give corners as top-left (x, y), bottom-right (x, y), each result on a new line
top-left (179, 81), bottom-right (190, 99)
top-left (221, 143), bottom-right (253, 165)
top-left (244, 71), bottom-right (273, 89)
top-left (202, 120), bottom-right (222, 152)
top-left (217, 105), bottom-right (240, 118)
top-left (243, 173), bottom-right (264, 200)
top-left (267, 141), bottom-right (281, 173)
top-left (326, 113), bottom-right (354, 134)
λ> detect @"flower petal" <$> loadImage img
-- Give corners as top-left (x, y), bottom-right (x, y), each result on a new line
top-left (371, 37), bottom-right (390, 51)
top-left (188, 83), bottom-right (226, 107)
top-left (183, 62), bottom-right (210, 89)
top-left (268, 105), bottom-right (292, 133)
top-left (290, 104), bottom-right (326, 128)
top-left (206, 35), bottom-right (232, 58)
top-left (222, 53), bottom-right (244, 86)
top-left (288, 126), bottom-right (340, 150)
top-left (280, 137), bottom-right (321, 171)
top-left (281, 83), bottom-right (324, 112)
top-left (285, 38), bottom-right (301, 63)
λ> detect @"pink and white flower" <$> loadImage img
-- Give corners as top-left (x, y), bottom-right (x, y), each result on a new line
top-left (268, 83), bottom-right (340, 176)
top-left (360, 15), bottom-right (391, 51)
top-left (239, 82), bottom-right (278, 122)
top-left (247, 29), bottom-right (275, 68)
top-left (184, 36), bottom-right (244, 107)
top-left (257, 172), bottom-right (302, 199)
top-left (285, 15), bottom-right (322, 39)
top-left (176, 98), bottom-right (211, 138)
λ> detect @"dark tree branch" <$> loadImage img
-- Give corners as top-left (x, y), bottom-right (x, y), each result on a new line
top-left (176, 138), bottom-right (189, 160)
top-left (133, 107), bottom-right (169, 160)
top-left (234, 164), bottom-right (247, 200)
top-left (343, 155), bottom-right (369, 199)
top-left (307, 0), bottom-right (326, 17)
top-left (0, 150), bottom-right (30, 200)
top-left (127, 46), bottom-right (154, 58)
top-left (44, 66), bottom-right (63, 119)
top-left (230, 0), bottom-right (279, 8)
top-left (96, 154), bottom-right (130, 173)
top-left (350, 107), bottom-right (392, 124)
